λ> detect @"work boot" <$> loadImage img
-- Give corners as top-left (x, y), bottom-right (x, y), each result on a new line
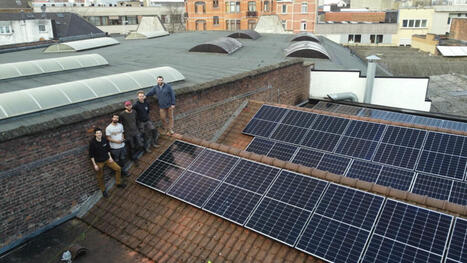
top-left (117, 183), bottom-right (127, 189)
top-left (102, 190), bottom-right (108, 198)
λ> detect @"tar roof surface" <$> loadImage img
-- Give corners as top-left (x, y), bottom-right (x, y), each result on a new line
top-left (0, 31), bottom-right (374, 135)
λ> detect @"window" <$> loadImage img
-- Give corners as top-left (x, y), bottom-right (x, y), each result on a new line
top-left (226, 19), bottom-right (240, 30)
top-left (447, 17), bottom-right (451, 24)
top-left (38, 24), bottom-right (46, 32)
top-left (124, 16), bottom-right (138, 25)
top-left (264, 1), bottom-right (270, 12)
top-left (370, 34), bottom-right (383, 44)
top-left (248, 19), bottom-right (256, 30)
top-left (282, 4), bottom-right (286, 13)
top-left (348, 34), bottom-right (354, 42)
top-left (300, 21), bottom-right (306, 31)
top-left (213, 16), bottom-right (219, 25)
top-left (248, 1), bottom-right (256, 11)
top-left (402, 19), bottom-right (428, 28)
top-left (226, 1), bottom-right (240, 13)
top-left (160, 15), bottom-right (166, 23)
top-left (0, 25), bottom-right (12, 34)
top-left (213, 0), bottom-right (218, 8)
top-left (170, 14), bottom-right (181, 23)
top-left (348, 34), bottom-right (361, 43)
top-left (355, 34), bottom-right (361, 43)
top-left (301, 3), bottom-right (308, 13)
top-left (281, 20), bottom-right (286, 30)
top-left (87, 16), bottom-right (102, 26)
top-left (195, 1), bottom-right (206, 13)
top-left (195, 19), bottom-right (206, 30)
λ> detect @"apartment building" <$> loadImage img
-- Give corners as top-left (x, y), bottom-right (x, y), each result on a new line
top-left (185, 0), bottom-right (316, 33)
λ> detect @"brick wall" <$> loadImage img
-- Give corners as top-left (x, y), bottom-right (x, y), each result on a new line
top-left (0, 61), bottom-right (309, 251)
top-left (324, 12), bottom-right (385, 22)
top-left (450, 18), bottom-right (467, 41)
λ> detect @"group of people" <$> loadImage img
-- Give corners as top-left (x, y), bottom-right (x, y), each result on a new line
top-left (89, 76), bottom-right (176, 197)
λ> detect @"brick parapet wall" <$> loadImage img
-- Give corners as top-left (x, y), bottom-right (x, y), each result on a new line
top-left (0, 61), bottom-right (309, 250)
top-left (450, 18), bottom-right (467, 41)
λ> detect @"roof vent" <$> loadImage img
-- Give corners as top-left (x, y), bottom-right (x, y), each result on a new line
top-left (189, 37), bottom-right (242, 54)
top-left (285, 41), bottom-right (330, 59)
top-left (290, 32), bottom-right (320, 43)
top-left (227, 30), bottom-right (261, 40)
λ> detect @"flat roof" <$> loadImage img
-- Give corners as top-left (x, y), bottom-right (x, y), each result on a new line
top-left (0, 31), bottom-right (374, 139)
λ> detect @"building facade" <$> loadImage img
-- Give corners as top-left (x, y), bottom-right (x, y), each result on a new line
top-left (431, 5), bottom-right (467, 35)
top-left (185, 0), bottom-right (316, 33)
top-left (393, 7), bottom-right (434, 45)
top-left (315, 22), bottom-right (397, 45)
top-left (33, 4), bottom-right (185, 34)
top-left (450, 17), bottom-right (467, 40)
top-left (0, 19), bottom-right (54, 46)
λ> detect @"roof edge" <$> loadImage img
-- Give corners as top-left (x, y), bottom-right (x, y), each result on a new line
top-left (171, 131), bottom-right (467, 217)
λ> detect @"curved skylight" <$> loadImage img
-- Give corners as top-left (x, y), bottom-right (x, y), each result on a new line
top-left (0, 54), bottom-right (108, 81)
top-left (0, 66), bottom-right (185, 120)
top-left (227, 30), bottom-right (261, 40)
top-left (290, 32), bottom-right (320, 43)
top-left (285, 41), bottom-right (330, 59)
top-left (125, 31), bottom-right (169, 40)
top-left (189, 37), bottom-right (243, 54)
top-left (43, 37), bottom-right (120, 53)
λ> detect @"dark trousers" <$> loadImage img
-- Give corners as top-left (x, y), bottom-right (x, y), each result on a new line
top-left (126, 132), bottom-right (144, 160)
top-left (138, 121), bottom-right (158, 149)
top-left (110, 147), bottom-right (127, 168)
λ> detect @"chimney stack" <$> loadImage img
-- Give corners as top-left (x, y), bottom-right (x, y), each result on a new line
top-left (364, 55), bottom-right (380, 104)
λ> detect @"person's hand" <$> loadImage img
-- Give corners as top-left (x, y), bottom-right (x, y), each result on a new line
top-left (93, 164), bottom-right (99, 171)
top-left (170, 105), bottom-right (175, 109)
top-left (108, 158), bottom-right (114, 163)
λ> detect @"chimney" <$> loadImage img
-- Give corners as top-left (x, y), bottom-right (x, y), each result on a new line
top-left (364, 55), bottom-right (380, 104)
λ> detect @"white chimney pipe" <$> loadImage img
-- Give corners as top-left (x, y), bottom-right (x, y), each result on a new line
top-left (364, 55), bottom-right (380, 104)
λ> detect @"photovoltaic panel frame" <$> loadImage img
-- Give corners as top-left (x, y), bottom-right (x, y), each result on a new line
top-left (445, 217), bottom-right (467, 263)
top-left (136, 160), bottom-right (186, 193)
top-left (411, 173), bottom-right (453, 201)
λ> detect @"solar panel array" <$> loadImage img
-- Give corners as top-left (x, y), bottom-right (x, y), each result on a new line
top-left (312, 101), bottom-right (467, 133)
top-left (137, 140), bottom-right (463, 263)
top-left (243, 105), bottom-right (467, 206)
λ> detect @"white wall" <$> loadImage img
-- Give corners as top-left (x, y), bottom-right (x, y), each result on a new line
top-left (0, 20), bottom-right (53, 46)
top-left (310, 71), bottom-right (431, 111)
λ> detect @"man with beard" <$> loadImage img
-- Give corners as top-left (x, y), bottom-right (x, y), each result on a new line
top-left (119, 101), bottom-right (144, 160)
top-left (133, 91), bottom-right (159, 152)
top-left (106, 114), bottom-right (128, 176)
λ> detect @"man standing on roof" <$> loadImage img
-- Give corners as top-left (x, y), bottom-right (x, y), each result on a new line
top-left (106, 114), bottom-right (128, 177)
top-left (133, 90), bottom-right (159, 152)
top-left (89, 127), bottom-right (126, 198)
top-left (146, 76), bottom-right (176, 136)
top-left (119, 100), bottom-right (144, 160)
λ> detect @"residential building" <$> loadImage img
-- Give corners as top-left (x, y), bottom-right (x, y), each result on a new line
top-left (316, 22), bottom-right (397, 45)
top-left (394, 7), bottom-right (434, 45)
top-left (33, 3), bottom-right (185, 34)
top-left (185, 0), bottom-right (316, 33)
top-left (350, 0), bottom-right (398, 10)
top-left (0, 0), bottom-right (33, 13)
top-left (0, 12), bottom-right (103, 47)
top-left (431, 4), bottom-right (467, 34)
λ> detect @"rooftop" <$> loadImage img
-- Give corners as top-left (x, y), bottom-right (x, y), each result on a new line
top-left (0, 31), bottom-right (378, 141)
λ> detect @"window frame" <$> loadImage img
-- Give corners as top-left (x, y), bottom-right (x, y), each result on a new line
top-left (301, 2), bottom-right (308, 14)
top-left (213, 16), bottom-right (219, 25)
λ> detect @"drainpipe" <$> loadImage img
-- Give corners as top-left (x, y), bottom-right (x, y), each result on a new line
top-left (364, 55), bottom-right (380, 104)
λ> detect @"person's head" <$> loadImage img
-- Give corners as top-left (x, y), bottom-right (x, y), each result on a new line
top-left (157, 76), bottom-right (164, 86)
top-left (94, 127), bottom-right (103, 140)
top-left (137, 91), bottom-right (145, 102)
top-left (111, 114), bottom-right (119, 123)
top-left (124, 100), bottom-right (132, 111)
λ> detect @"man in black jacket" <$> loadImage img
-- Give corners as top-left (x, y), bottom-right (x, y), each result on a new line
top-left (89, 127), bottom-right (126, 197)
top-left (133, 91), bottom-right (159, 152)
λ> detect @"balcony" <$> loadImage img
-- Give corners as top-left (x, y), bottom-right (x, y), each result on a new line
top-left (246, 11), bottom-right (257, 17)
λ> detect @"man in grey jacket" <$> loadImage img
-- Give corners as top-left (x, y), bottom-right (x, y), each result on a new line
top-left (146, 75), bottom-right (176, 136)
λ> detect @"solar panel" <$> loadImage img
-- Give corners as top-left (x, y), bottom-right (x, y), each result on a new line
top-left (223, 159), bottom-right (280, 194)
top-left (187, 149), bottom-right (239, 180)
top-left (245, 197), bottom-right (312, 246)
top-left (310, 115), bottom-right (349, 134)
top-left (344, 120), bottom-right (385, 141)
top-left (167, 171), bottom-right (221, 207)
top-left (296, 184), bottom-right (384, 262)
top-left (267, 142), bottom-right (298, 161)
top-left (449, 181), bottom-right (467, 206)
top-left (382, 126), bottom-right (426, 148)
top-left (424, 132), bottom-right (466, 156)
top-left (317, 154), bottom-right (351, 175)
top-left (291, 148), bottom-right (324, 168)
top-left (266, 170), bottom-right (328, 211)
top-left (445, 218), bottom-right (467, 263)
top-left (411, 173), bottom-right (453, 201)
top-left (270, 124), bottom-right (308, 144)
top-left (335, 136), bottom-right (378, 160)
top-left (362, 199), bottom-right (452, 262)
top-left (301, 130), bottom-right (341, 152)
top-left (136, 160), bottom-right (185, 192)
top-left (376, 166), bottom-right (414, 191)
top-left (243, 118), bottom-right (277, 137)
top-left (416, 151), bottom-right (466, 180)
top-left (345, 160), bottom-right (382, 183)
top-left (373, 143), bottom-right (420, 169)
top-left (203, 183), bottom-right (262, 225)
top-left (245, 137), bottom-right (274, 155)
top-left (158, 140), bottom-right (204, 168)
top-left (280, 110), bottom-right (316, 128)
top-left (252, 105), bottom-right (288, 122)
